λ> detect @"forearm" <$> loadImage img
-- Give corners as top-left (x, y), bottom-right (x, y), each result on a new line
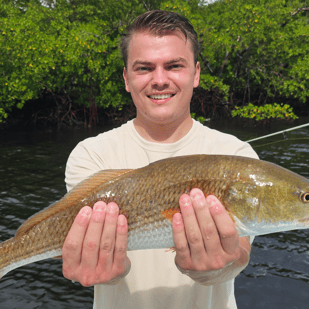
top-left (176, 236), bottom-right (251, 286)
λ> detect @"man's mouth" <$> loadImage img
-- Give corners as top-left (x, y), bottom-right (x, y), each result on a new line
top-left (148, 94), bottom-right (175, 100)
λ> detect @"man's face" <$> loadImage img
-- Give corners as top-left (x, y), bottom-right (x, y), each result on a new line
top-left (123, 31), bottom-right (200, 126)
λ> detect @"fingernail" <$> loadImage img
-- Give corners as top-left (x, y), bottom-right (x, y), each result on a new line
top-left (192, 192), bottom-right (202, 200)
top-left (208, 198), bottom-right (225, 214)
top-left (107, 202), bottom-right (117, 214)
top-left (192, 192), bottom-right (205, 207)
top-left (179, 195), bottom-right (190, 207)
top-left (117, 215), bottom-right (126, 226)
top-left (80, 206), bottom-right (91, 217)
top-left (206, 195), bottom-right (218, 207)
top-left (93, 201), bottom-right (106, 212)
top-left (191, 188), bottom-right (203, 199)
top-left (173, 212), bottom-right (183, 224)
top-left (78, 206), bottom-right (91, 225)
top-left (93, 202), bottom-right (106, 222)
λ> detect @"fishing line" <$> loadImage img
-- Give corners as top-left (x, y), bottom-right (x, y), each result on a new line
top-left (246, 123), bottom-right (309, 143)
top-left (250, 137), bottom-right (309, 149)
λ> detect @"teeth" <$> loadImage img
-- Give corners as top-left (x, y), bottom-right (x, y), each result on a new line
top-left (149, 94), bottom-right (173, 100)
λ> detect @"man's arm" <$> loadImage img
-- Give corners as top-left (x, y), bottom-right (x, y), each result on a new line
top-left (62, 201), bottom-right (131, 287)
top-left (172, 188), bottom-right (251, 285)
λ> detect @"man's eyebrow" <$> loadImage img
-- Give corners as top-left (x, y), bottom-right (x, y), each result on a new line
top-left (132, 60), bottom-right (153, 68)
top-left (132, 58), bottom-right (188, 68)
top-left (166, 58), bottom-right (188, 65)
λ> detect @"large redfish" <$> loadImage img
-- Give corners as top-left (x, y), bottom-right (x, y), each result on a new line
top-left (1, 155), bottom-right (309, 278)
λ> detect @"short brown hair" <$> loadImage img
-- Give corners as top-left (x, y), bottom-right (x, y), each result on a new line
top-left (121, 10), bottom-right (199, 68)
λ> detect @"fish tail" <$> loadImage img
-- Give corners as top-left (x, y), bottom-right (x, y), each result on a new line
top-left (0, 237), bottom-right (17, 278)
top-left (0, 236), bottom-right (63, 278)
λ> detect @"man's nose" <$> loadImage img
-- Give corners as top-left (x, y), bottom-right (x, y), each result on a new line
top-left (151, 67), bottom-right (169, 89)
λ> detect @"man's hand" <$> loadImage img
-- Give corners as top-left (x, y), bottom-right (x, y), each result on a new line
top-left (62, 201), bottom-right (130, 287)
top-left (172, 188), bottom-right (250, 281)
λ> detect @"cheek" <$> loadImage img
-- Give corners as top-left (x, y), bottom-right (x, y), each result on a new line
top-left (131, 76), bottom-right (151, 93)
top-left (172, 70), bottom-right (194, 88)
top-left (176, 78), bottom-right (193, 92)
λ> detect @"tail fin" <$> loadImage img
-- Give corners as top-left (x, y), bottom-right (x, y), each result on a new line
top-left (0, 237), bottom-right (17, 278)
top-left (0, 236), bottom-right (62, 279)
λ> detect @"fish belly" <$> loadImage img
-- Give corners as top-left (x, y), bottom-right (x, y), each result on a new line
top-left (128, 224), bottom-right (174, 250)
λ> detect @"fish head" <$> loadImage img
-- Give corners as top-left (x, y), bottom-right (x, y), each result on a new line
top-left (224, 159), bottom-right (309, 236)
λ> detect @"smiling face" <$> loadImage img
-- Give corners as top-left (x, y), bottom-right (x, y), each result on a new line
top-left (123, 31), bottom-right (200, 128)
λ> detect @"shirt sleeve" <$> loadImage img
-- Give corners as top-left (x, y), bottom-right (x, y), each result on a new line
top-left (65, 141), bottom-right (107, 192)
top-left (234, 142), bottom-right (259, 160)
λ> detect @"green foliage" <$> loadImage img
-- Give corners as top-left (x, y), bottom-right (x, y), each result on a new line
top-left (0, 0), bottom-right (145, 124)
top-left (0, 0), bottom-right (308, 124)
top-left (161, 0), bottom-right (309, 121)
top-left (0, 108), bottom-right (7, 123)
top-left (232, 102), bottom-right (298, 121)
top-left (196, 0), bottom-right (309, 105)
top-left (190, 112), bottom-right (208, 123)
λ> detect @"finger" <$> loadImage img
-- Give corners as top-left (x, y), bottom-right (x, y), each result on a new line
top-left (178, 194), bottom-right (204, 255)
top-left (113, 215), bottom-right (129, 275)
top-left (62, 206), bottom-right (92, 276)
top-left (190, 190), bottom-right (221, 254)
top-left (80, 201), bottom-right (106, 269)
top-left (98, 202), bottom-right (119, 270)
top-left (208, 195), bottom-right (239, 255)
top-left (172, 212), bottom-right (191, 266)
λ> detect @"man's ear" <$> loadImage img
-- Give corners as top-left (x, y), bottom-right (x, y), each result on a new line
top-left (123, 67), bottom-right (130, 93)
top-left (194, 61), bottom-right (201, 88)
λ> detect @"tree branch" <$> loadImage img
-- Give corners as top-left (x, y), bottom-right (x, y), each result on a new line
top-left (291, 6), bottom-right (309, 16)
top-left (282, 6), bottom-right (309, 27)
top-left (199, 53), bottom-right (213, 74)
top-left (143, 1), bottom-right (150, 11)
top-left (218, 50), bottom-right (230, 78)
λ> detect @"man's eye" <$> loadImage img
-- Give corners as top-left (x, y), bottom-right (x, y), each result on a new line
top-left (168, 64), bottom-right (182, 70)
top-left (136, 67), bottom-right (151, 72)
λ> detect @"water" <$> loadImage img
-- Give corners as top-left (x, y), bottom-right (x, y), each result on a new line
top-left (228, 119), bottom-right (309, 308)
top-left (0, 119), bottom-right (309, 309)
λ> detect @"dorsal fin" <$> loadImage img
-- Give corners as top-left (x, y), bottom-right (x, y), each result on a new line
top-left (15, 169), bottom-right (133, 238)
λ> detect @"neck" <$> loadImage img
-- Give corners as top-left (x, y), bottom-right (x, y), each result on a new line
top-left (133, 117), bottom-right (193, 143)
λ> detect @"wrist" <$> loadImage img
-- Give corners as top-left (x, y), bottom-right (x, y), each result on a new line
top-left (102, 260), bottom-right (131, 286)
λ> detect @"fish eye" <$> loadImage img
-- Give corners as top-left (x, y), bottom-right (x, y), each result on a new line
top-left (300, 193), bottom-right (309, 203)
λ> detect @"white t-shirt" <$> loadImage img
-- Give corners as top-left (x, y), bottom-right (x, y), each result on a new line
top-left (65, 119), bottom-right (258, 309)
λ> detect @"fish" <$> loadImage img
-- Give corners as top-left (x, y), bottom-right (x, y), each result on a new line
top-left (1, 154), bottom-right (309, 278)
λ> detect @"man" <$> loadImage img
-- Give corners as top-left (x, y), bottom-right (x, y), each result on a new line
top-left (63, 10), bottom-right (258, 308)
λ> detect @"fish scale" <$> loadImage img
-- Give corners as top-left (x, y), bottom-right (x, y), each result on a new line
top-left (1, 154), bottom-right (309, 278)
